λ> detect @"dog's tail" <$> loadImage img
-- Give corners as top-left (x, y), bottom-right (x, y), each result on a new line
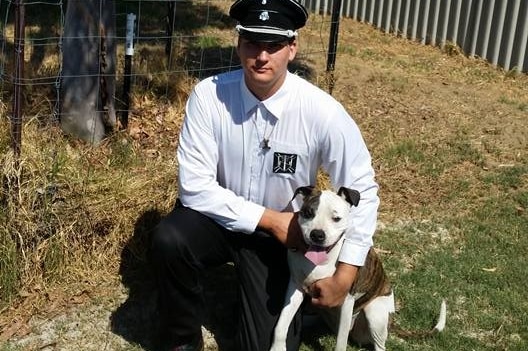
top-left (432, 299), bottom-right (447, 332)
top-left (392, 299), bottom-right (447, 338)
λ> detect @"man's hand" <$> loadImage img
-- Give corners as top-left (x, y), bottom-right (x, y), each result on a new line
top-left (258, 209), bottom-right (307, 251)
top-left (310, 263), bottom-right (358, 308)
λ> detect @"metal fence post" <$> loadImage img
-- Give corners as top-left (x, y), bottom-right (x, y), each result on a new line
top-left (326, 0), bottom-right (343, 94)
top-left (12, 0), bottom-right (25, 158)
top-left (122, 13), bottom-right (136, 129)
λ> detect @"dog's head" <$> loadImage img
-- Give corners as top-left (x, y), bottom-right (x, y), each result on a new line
top-left (293, 186), bottom-right (360, 265)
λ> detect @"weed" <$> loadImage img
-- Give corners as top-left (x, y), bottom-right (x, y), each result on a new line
top-left (499, 96), bottom-right (528, 111)
top-left (483, 165), bottom-right (527, 190)
top-left (0, 230), bottom-right (20, 304)
top-left (194, 35), bottom-right (221, 49)
top-left (109, 137), bottom-right (138, 169)
top-left (447, 136), bottom-right (484, 167)
top-left (384, 139), bottom-right (425, 166)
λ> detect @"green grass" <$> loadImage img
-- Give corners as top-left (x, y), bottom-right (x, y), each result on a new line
top-left (372, 200), bottom-right (528, 350)
top-left (499, 96), bottom-right (528, 111)
top-left (370, 161), bottom-right (528, 351)
top-left (194, 35), bottom-right (222, 49)
top-left (384, 139), bottom-right (426, 166)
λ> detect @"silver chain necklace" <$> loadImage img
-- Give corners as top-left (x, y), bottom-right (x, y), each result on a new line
top-left (253, 104), bottom-right (277, 150)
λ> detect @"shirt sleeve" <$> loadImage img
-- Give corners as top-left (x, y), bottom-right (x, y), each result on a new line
top-left (320, 104), bottom-right (379, 267)
top-left (176, 86), bottom-right (265, 234)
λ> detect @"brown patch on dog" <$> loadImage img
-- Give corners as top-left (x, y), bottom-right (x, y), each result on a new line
top-left (351, 248), bottom-right (392, 312)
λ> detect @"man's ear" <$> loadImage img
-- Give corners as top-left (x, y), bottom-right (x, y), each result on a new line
top-left (235, 37), bottom-right (241, 52)
top-left (288, 40), bottom-right (297, 61)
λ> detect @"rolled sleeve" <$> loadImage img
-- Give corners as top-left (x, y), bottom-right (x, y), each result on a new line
top-left (339, 240), bottom-right (372, 266)
top-left (234, 202), bottom-right (266, 233)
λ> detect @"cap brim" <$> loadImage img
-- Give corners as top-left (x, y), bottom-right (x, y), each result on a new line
top-left (239, 29), bottom-right (291, 43)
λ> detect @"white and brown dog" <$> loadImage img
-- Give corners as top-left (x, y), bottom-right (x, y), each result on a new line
top-left (270, 186), bottom-right (446, 351)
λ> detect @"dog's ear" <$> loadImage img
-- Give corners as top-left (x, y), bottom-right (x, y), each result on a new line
top-left (337, 187), bottom-right (360, 207)
top-left (292, 186), bottom-right (316, 201)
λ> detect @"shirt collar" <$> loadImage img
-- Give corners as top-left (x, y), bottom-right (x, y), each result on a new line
top-left (241, 75), bottom-right (260, 116)
top-left (240, 71), bottom-right (294, 120)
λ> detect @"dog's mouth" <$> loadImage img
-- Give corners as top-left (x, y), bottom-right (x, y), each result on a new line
top-left (303, 232), bottom-right (345, 265)
top-left (304, 245), bottom-right (329, 265)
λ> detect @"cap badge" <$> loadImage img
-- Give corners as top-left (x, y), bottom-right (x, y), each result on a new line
top-left (259, 10), bottom-right (270, 21)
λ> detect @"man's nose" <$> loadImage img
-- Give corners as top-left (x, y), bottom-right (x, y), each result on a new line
top-left (256, 49), bottom-right (270, 60)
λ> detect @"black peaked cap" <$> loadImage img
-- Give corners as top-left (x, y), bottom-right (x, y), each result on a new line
top-left (230, 0), bottom-right (309, 42)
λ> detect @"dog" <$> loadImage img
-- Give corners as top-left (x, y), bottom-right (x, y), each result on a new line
top-left (270, 186), bottom-right (446, 351)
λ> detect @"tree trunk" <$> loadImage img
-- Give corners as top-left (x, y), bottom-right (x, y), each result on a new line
top-left (60, 0), bottom-right (116, 145)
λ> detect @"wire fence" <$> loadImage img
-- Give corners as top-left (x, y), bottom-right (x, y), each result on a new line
top-left (2, 0), bottom-right (526, 156)
top-left (0, 0), bottom-right (342, 153)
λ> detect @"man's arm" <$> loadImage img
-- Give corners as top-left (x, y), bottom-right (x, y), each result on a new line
top-left (310, 262), bottom-right (358, 307)
top-left (178, 84), bottom-right (266, 234)
top-left (257, 209), bottom-right (306, 251)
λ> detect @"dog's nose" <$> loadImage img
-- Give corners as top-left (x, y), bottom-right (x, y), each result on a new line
top-left (310, 229), bottom-right (326, 244)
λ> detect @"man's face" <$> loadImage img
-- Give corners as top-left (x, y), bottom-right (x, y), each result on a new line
top-left (236, 37), bottom-right (297, 99)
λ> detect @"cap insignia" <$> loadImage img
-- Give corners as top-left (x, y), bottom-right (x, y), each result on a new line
top-left (259, 10), bottom-right (270, 21)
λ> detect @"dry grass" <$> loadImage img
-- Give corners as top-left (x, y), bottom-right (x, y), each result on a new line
top-left (0, 95), bottom-right (183, 335)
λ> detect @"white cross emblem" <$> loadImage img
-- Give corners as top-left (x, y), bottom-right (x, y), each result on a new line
top-left (273, 153), bottom-right (298, 174)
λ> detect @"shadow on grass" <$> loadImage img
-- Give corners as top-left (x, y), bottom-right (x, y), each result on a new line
top-left (109, 209), bottom-right (162, 350)
top-left (109, 209), bottom-right (238, 351)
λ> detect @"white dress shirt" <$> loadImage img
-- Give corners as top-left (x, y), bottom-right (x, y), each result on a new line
top-left (177, 69), bottom-right (379, 266)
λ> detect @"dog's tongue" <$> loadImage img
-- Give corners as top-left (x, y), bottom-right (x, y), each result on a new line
top-left (304, 246), bottom-right (328, 265)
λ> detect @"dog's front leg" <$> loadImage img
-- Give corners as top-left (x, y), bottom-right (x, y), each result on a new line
top-left (270, 280), bottom-right (305, 351)
top-left (335, 294), bottom-right (355, 351)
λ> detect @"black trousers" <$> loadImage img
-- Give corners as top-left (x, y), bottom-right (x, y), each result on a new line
top-left (150, 202), bottom-right (302, 350)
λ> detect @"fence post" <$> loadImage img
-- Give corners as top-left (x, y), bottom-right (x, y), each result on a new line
top-left (515, 3), bottom-right (528, 73)
top-left (166, 1), bottom-right (176, 57)
top-left (503, 0), bottom-right (521, 71)
top-left (479, 0), bottom-right (494, 59)
top-left (122, 13), bottom-right (136, 129)
top-left (12, 0), bottom-right (25, 159)
top-left (326, 0), bottom-right (342, 94)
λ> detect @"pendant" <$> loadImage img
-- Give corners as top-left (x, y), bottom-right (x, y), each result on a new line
top-left (262, 139), bottom-right (270, 150)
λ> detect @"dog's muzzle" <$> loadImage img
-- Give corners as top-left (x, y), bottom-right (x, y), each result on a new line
top-left (309, 229), bottom-right (326, 244)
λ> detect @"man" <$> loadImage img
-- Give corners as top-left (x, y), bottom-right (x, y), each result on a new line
top-left (150, 0), bottom-right (379, 350)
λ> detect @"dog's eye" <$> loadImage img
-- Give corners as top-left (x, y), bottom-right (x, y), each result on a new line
top-left (300, 207), bottom-right (315, 219)
top-left (332, 216), bottom-right (342, 222)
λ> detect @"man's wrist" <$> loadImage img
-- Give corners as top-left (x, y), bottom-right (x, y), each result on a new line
top-left (335, 262), bottom-right (359, 289)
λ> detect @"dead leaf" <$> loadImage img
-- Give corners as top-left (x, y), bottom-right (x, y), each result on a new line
top-left (482, 267), bottom-right (497, 272)
top-left (0, 317), bottom-right (30, 341)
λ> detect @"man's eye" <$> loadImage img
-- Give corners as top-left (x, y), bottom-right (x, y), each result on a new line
top-left (268, 43), bottom-right (284, 52)
top-left (332, 216), bottom-right (342, 222)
